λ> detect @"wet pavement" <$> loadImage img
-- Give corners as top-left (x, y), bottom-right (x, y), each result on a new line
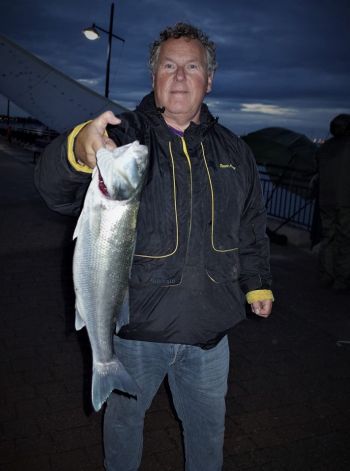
top-left (1, 136), bottom-right (350, 471)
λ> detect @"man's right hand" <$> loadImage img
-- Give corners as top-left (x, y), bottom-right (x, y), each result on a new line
top-left (74, 111), bottom-right (121, 168)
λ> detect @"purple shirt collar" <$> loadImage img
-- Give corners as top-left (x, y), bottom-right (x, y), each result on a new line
top-left (167, 124), bottom-right (184, 137)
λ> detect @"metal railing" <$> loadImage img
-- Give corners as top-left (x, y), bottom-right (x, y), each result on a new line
top-left (0, 125), bottom-right (58, 149)
top-left (258, 164), bottom-right (316, 232)
top-left (0, 124), bottom-right (58, 162)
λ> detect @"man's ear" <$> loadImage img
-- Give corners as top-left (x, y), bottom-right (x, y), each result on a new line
top-left (206, 73), bottom-right (214, 93)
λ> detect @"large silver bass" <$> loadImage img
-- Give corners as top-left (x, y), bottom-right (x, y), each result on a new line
top-left (73, 141), bottom-right (148, 411)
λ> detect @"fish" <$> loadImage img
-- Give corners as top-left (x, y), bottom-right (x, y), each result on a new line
top-left (72, 141), bottom-right (148, 411)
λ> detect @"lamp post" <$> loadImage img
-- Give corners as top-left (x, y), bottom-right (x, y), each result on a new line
top-left (83, 2), bottom-right (125, 98)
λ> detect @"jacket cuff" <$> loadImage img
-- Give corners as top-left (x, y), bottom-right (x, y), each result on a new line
top-left (67, 122), bottom-right (93, 174)
top-left (246, 289), bottom-right (274, 304)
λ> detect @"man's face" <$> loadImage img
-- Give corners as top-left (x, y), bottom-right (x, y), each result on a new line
top-left (152, 37), bottom-right (213, 125)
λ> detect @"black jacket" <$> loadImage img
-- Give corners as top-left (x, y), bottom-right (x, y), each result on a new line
top-left (35, 92), bottom-right (272, 348)
top-left (317, 135), bottom-right (350, 208)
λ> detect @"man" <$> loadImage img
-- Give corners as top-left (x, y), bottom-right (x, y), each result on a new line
top-left (35, 23), bottom-right (273, 471)
top-left (317, 113), bottom-right (350, 292)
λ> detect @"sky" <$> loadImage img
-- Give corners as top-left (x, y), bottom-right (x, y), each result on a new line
top-left (0, 0), bottom-right (349, 139)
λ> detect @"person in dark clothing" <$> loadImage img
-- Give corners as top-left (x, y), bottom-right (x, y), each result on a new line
top-left (35, 23), bottom-right (273, 471)
top-left (317, 113), bottom-right (350, 292)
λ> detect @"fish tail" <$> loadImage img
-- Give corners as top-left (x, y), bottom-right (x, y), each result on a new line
top-left (91, 358), bottom-right (139, 411)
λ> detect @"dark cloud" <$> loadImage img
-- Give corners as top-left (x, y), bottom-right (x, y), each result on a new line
top-left (0, 0), bottom-right (349, 138)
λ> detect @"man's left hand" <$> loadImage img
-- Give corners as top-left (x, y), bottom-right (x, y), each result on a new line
top-left (251, 299), bottom-right (273, 318)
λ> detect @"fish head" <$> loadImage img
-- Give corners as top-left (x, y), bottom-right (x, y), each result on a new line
top-left (96, 141), bottom-right (148, 200)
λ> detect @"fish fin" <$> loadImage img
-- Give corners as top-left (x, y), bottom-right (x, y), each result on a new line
top-left (115, 290), bottom-right (130, 334)
top-left (92, 358), bottom-right (139, 412)
top-left (72, 169), bottom-right (97, 240)
top-left (75, 309), bottom-right (86, 330)
top-left (73, 211), bottom-right (84, 240)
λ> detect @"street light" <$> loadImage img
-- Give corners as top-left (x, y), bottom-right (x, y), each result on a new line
top-left (82, 2), bottom-right (125, 98)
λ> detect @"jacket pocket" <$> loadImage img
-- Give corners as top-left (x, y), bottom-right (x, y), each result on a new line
top-left (129, 257), bottom-right (182, 287)
top-left (205, 249), bottom-right (240, 283)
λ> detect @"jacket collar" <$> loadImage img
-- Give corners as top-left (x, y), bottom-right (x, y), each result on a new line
top-left (135, 92), bottom-right (217, 143)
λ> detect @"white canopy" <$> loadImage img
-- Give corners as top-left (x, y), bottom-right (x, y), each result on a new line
top-left (0, 35), bottom-right (127, 132)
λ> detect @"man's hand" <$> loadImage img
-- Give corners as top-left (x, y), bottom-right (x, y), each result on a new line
top-left (250, 299), bottom-right (273, 318)
top-left (74, 111), bottom-right (121, 168)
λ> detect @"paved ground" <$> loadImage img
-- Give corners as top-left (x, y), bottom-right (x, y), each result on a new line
top-left (1, 136), bottom-right (350, 471)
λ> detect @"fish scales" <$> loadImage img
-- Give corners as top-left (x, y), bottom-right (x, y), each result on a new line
top-left (73, 141), bottom-right (148, 411)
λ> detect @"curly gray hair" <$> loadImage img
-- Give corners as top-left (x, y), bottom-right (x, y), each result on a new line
top-left (149, 22), bottom-right (217, 75)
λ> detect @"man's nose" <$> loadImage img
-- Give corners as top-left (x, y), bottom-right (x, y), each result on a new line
top-left (175, 66), bottom-right (185, 81)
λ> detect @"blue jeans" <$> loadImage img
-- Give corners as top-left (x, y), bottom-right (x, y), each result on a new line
top-left (103, 336), bottom-right (229, 471)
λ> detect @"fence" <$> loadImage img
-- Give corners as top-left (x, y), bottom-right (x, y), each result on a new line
top-left (0, 125), bottom-right (58, 149)
top-left (258, 164), bottom-right (316, 233)
top-left (0, 124), bottom-right (58, 162)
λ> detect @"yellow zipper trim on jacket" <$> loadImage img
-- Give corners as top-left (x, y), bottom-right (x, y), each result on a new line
top-left (134, 141), bottom-right (179, 258)
top-left (201, 142), bottom-right (238, 253)
top-left (180, 137), bottom-right (193, 260)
